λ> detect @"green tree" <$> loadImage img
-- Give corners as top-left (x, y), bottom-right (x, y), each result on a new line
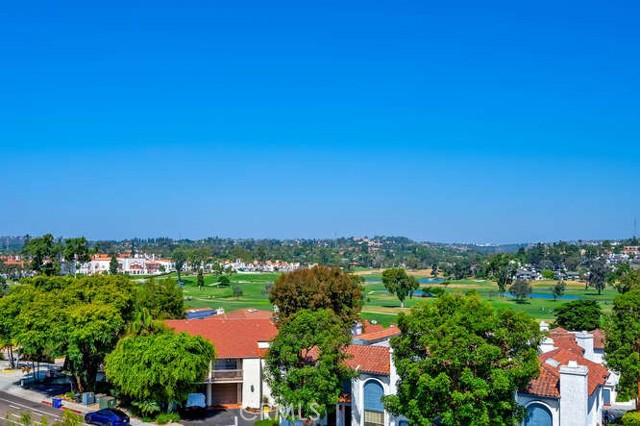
top-left (431, 263), bottom-right (438, 277)
top-left (541, 269), bottom-right (555, 280)
top-left (22, 234), bottom-right (61, 275)
top-left (615, 269), bottom-right (640, 294)
top-left (172, 249), bottom-right (187, 283)
top-left (588, 258), bottom-right (608, 295)
top-left (137, 278), bottom-right (184, 319)
top-left (269, 265), bottom-right (363, 326)
top-left (265, 309), bottom-right (354, 422)
top-left (232, 285), bottom-right (243, 299)
top-left (509, 279), bottom-right (532, 302)
top-left (551, 281), bottom-right (566, 301)
top-left (105, 331), bottom-right (215, 411)
top-left (197, 268), bottom-right (204, 290)
top-left (554, 299), bottom-right (601, 330)
top-left (10, 275), bottom-right (136, 392)
top-left (381, 268), bottom-right (419, 308)
top-left (63, 237), bottom-right (90, 277)
top-left (384, 293), bottom-right (542, 426)
top-left (604, 290), bottom-right (640, 406)
top-left (188, 248), bottom-right (209, 272)
top-left (484, 254), bottom-right (517, 293)
top-left (109, 254), bottom-right (119, 275)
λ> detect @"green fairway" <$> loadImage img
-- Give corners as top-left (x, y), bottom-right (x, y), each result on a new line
top-left (145, 271), bottom-right (618, 325)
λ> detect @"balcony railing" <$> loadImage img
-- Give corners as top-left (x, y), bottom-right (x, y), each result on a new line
top-left (208, 369), bottom-right (243, 382)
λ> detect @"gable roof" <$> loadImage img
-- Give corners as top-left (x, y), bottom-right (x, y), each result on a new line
top-left (344, 344), bottom-right (390, 375)
top-left (353, 326), bottom-right (401, 344)
top-left (522, 348), bottom-right (609, 398)
top-left (166, 315), bottom-right (277, 359)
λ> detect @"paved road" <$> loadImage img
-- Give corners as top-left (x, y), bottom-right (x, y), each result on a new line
top-left (0, 390), bottom-right (73, 425)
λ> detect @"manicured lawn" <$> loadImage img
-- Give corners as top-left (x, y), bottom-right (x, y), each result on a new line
top-left (142, 271), bottom-right (618, 325)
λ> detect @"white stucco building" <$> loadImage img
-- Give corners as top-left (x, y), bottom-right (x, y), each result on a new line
top-left (166, 308), bottom-right (277, 409)
top-left (516, 326), bottom-right (615, 426)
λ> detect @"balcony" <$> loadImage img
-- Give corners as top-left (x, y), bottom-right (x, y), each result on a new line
top-left (207, 369), bottom-right (243, 383)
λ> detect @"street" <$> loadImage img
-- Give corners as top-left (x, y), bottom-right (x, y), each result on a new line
top-left (0, 390), bottom-right (74, 425)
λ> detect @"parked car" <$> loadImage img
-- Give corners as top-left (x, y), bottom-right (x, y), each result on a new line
top-left (181, 393), bottom-right (206, 419)
top-left (85, 408), bottom-right (130, 426)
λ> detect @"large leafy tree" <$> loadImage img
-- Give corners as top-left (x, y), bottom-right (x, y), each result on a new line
top-left (604, 290), bottom-right (640, 404)
top-left (483, 254), bottom-right (517, 293)
top-left (137, 278), bottom-right (184, 319)
top-left (382, 268), bottom-right (419, 308)
top-left (554, 299), bottom-right (601, 330)
top-left (171, 249), bottom-right (187, 283)
top-left (587, 258), bottom-right (608, 295)
top-left (509, 279), bottom-right (532, 302)
top-left (21, 234), bottom-right (62, 275)
top-left (64, 237), bottom-right (90, 277)
top-left (269, 265), bottom-right (363, 326)
top-left (265, 309), bottom-right (354, 421)
top-left (8, 275), bottom-right (137, 392)
top-left (384, 293), bottom-right (542, 426)
top-left (615, 269), bottom-right (640, 294)
top-left (104, 330), bottom-right (215, 411)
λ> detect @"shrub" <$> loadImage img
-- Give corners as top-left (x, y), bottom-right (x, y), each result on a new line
top-left (254, 420), bottom-right (279, 426)
top-left (155, 413), bottom-right (180, 424)
top-left (623, 412), bottom-right (640, 426)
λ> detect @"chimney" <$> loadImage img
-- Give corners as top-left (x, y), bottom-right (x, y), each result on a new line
top-left (560, 361), bottom-right (589, 426)
top-left (575, 331), bottom-right (595, 362)
top-left (539, 321), bottom-right (550, 332)
top-left (389, 348), bottom-right (399, 395)
top-left (352, 322), bottom-right (363, 336)
top-left (540, 337), bottom-right (556, 354)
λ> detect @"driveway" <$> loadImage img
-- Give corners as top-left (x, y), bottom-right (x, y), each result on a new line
top-left (181, 408), bottom-right (267, 426)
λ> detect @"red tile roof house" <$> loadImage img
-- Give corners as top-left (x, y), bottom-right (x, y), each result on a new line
top-left (167, 311), bottom-right (408, 426)
top-left (516, 324), bottom-right (621, 426)
top-left (166, 309), bottom-right (278, 409)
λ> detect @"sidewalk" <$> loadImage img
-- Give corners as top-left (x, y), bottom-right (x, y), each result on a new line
top-left (0, 361), bottom-right (153, 426)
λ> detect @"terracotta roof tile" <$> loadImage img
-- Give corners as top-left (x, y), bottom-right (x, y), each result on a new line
top-left (523, 362), bottom-right (560, 398)
top-left (523, 348), bottom-right (609, 398)
top-left (166, 315), bottom-right (277, 359)
top-left (354, 326), bottom-right (401, 343)
top-left (343, 344), bottom-right (390, 375)
top-left (590, 329), bottom-right (606, 350)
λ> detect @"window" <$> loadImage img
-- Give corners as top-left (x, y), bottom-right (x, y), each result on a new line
top-left (524, 403), bottom-right (552, 426)
top-left (364, 410), bottom-right (384, 426)
top-left (364, 380), bottom-right (384, 426)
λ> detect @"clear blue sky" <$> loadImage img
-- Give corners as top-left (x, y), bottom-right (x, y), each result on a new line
top-left (1, 0), bottom-right (638, 243)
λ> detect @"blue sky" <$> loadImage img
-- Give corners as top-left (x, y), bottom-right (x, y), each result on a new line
top-left (1, 0), bottom-right (639, 243)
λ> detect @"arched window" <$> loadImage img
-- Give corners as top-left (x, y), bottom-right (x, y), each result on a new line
top-left (524, 403), bottom-right (552, 426)
top-left (363, 380), bottom-right (384, 426)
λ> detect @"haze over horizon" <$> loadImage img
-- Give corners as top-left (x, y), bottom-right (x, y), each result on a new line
top-left (1, 1), bottom-right (638, 243)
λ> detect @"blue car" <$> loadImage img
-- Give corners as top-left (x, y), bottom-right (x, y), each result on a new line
top-left (85, 408), bottom-right (130, 426)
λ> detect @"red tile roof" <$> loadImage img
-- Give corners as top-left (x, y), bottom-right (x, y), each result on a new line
top-left (549, 328), bottom-right (583, 352)
top-left (590, 329), bottom-right (605, 350)
top-left (361, 321), bottom-right (385, 334)
top-left (343, 344), bottom-right (390, 375)
top-left (166, 316), bottom-right (277, 359)
top-left (355, 326), bottom-right (401, 343)
top-left (524, 362), bottom-right (561, 398)
top-left (216, 308), bottom-right (274, 320)
top-left (523, 348), bottom-right (609, 398)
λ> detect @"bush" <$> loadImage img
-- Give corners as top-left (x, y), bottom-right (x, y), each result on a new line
top-left (254, 420), bottom-right (279, 426)
top-left (155, 413), bottom-right (180, 424)
top-left (623, 412), bottom-right (640, 426)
